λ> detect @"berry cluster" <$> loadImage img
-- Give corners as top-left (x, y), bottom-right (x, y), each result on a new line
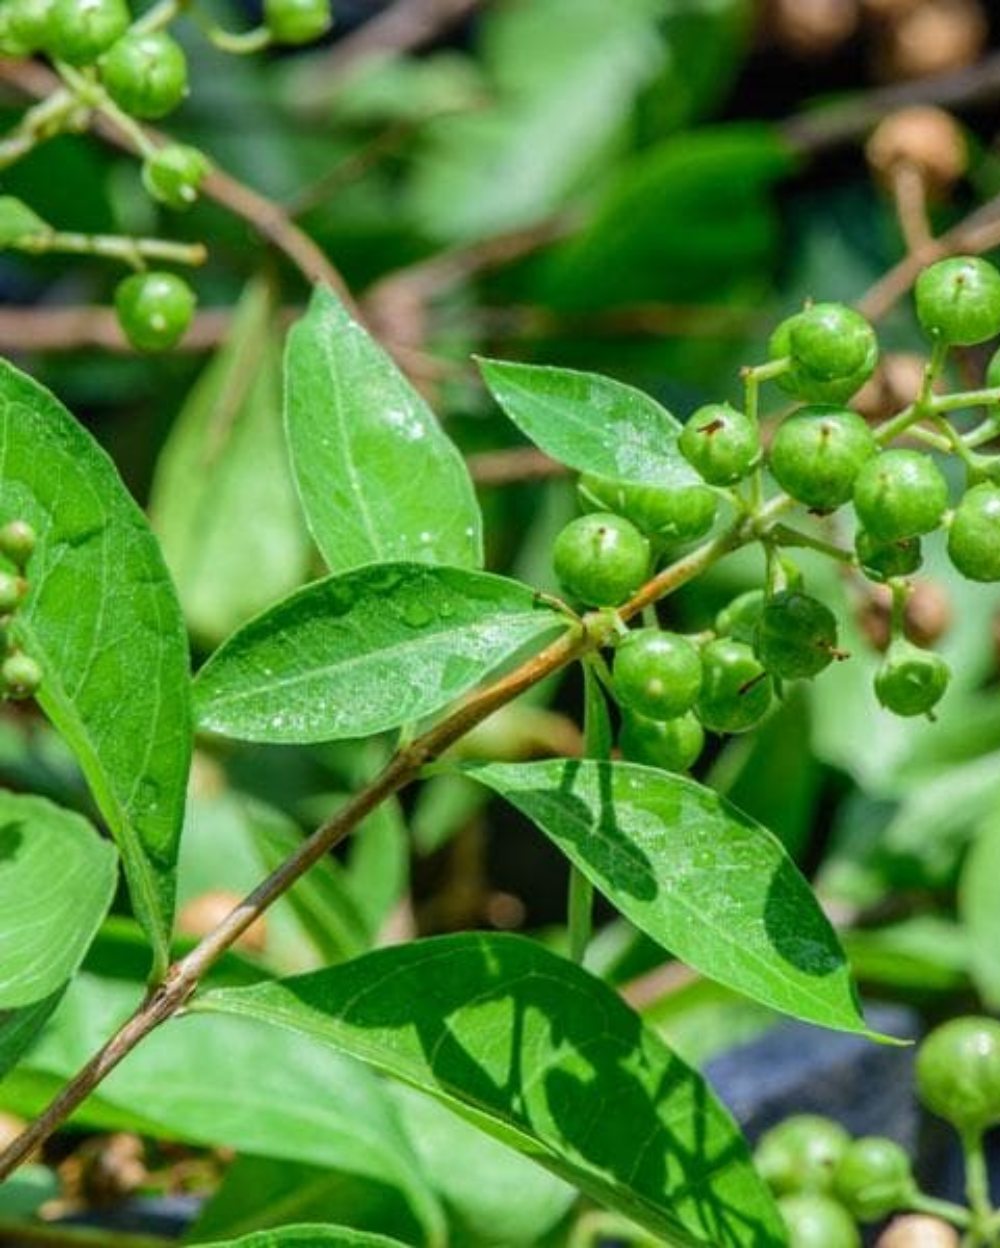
top-left (550, 256), bottom-right (1000, 771)
top-left (0, 520), bottom-right (42, 702)
top-left (755, 1017), bottom-right (1000, 1246)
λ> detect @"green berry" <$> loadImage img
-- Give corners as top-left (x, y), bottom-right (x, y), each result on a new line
top-left (114, 271), bottom-right (195, 353)
top-left (552, 513), bottom-right (649, 608)
top-left (855, 529), bottom-right (922, 583)
top-left (915, 256), bottom-right (1000, 346)
top-left (834, 1138), bottom-right (915, 1223)
top-left (578, 473), bottom-right (716, 544)
top-left (916, 1017), bottom-right (1000, 1132)
top-left (263, 0), bottom-right (331, 44)
top-left (0, 573), bottom-right (25, 614)
top-left (770, 313), bottom-right (877, 405)
top-left (853, 450), bottom-right (949, 542)
top-left (48, 0), bottom-right (130, 65)
top-left (619, 711), bottom-right (704, 773)
top-left (0, 0), bottom-right (55, 55)
top-left (947, 484), bottom-right (1000, 581)
top-left (874, 640), bottom-right (950, 718)
top-left (0, 520), bottom-right (36, 568)
top-left (1, 651), bottom-right (42, 700)
top-left (778, 1194), bottom-right (860, 1248)
top-left (679, 403), bottom-right (761, 486)
top-left (754, 591), bottom-right (839, 681)
top-left (141, 144), bottom-right (210, 211)
top-left (614, 629), bottom-right (702, 720)
top-left (986, 344), bottom-right (1000, 391)
top-left (101, 31), bottom-right (188, 120)
top-left (696, 638), bottom-right (772, 734)
top-left (788, 303), bottom-right (878, 381)
top-left (769, 406), bottom-right (877, 511)
top-left (716, 589), bottom-right (765, 645)
top-left (754, 1115), bottom-right (851, 1197)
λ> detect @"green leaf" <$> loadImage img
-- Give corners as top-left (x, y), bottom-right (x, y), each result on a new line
top-left (0, 791), bottom-right (117, 1007)
top-left (0, 197), bottom-right (47, 247)
top-left (0, 361), bottom-right (192, 975)
top-left (197, 933), bottom-right (785, 1246)
top-left (960, 812), bottom-right (1000, 1010)
top-left (0, 992), bottom-right (63, 1083)
top-left (478, 358), bottom-right (697, 486)
top-left (194, 564), bottom-right (565, 744)
top-left (150, 279), bottom-right (310, 647)
top-left (285, 288), bottom-right (481, 574)
top-left (194, 1228), bottom-right (408, 1247)
top-left (468, 760), bottom-right (873, 1036)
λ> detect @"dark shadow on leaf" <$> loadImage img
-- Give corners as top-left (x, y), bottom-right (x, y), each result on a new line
top-left (0, 822), bottom-right (24, 863)
top-left (763, 854), bottom-right (846, 981)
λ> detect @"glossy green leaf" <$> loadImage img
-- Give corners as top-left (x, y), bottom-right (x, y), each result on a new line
top-left (0, 361), bottom-right (192, 975)
top-left (195, 1228), bottom-right (408, 1247)
top-left (478, 358), bottom-right (697, 486)
top-left (468, 761), bottom-right (873, 1036)
top-left (198, 933), bottom-right (785, 1246)
top-left (0, 791), bottom-right (117, 1007)
top-left (285, 288), bottom-right (481, 573)
top-left (150, 279), bottom-right (310, 647)
top-left (194, 564), bottom-right (565, 744)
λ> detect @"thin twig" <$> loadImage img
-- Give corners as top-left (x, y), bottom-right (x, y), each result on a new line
top-left (466, 447), bottom-right (566, 485)
top-left (317, 0), bottom-right (486, 75)
top-left (0, 1221), bottom-right (171, 1248)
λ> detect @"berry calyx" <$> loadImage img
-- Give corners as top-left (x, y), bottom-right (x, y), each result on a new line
top-left (613, 628), bottom-right (702, 720)
top-left (696, 638), bottom-right (772, 734)
top-left (833, 1138), bottom-right (915, 1223)
top-left (114, 271), bottom-right (195, 353)
top-left (947, 483), bottom-right (1000, 582)
top-left (0, 573), bottom-right (26, 615)
top-left (0, 520), bottom-right (36, 569)
top-left (874, 640), bottom-right (950, 718)
top-left (618, 711), bottom-right (704, 773)
top-left (754, 1115), bottom-right (851, 1196)
top-left (769, 406), bottom-right (877, 511)
top-left (853, 450), bottom-right (949, 542)
top-left (142, 144), bottom-right (210, 211)
top-left (679, 403), bottom-right (761, 486)
top-left (101, 31), bottom-right (188, 120)
top-left (48, 0), bottom-right (130, 66)
top-left (915, 256), bottom-right (1000, 346)
top-left (778, 1194), bottom-right (860, 1248)
top-left (855, 530), bottom-right (922, 584)
top-left (915, 1016), bottom-right (1000, 1132)
top-left (263, 0), bottom-right (332, 44)
top-left (552, 513), bottom-right (649, 608)
top-left (578, 473), bottom-right (716, 545)
top-left (1, 651), bottom-right (42, 700)
top-left (754, 591), bottom-right (840, 680)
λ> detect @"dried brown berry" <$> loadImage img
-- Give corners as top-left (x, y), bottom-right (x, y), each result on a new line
top-left (867, 107), bottom-right (967, 197)
top-left (768, 0), bottom-right (860, 56)
top-left (876, 1214), bottom-right (960, 1247)
top-left (872, 0), bottom-right (987, 81)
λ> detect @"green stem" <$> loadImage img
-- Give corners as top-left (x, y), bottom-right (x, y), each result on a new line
top-left (907, 1192), bottom-right (972, 1229)
top-left (770, 523), bottom-right (855, 564)
top-left (205, 23), bottom-right (273, 53)
top-left (0, 88), bottom-right (83, 170)
top-left (12, 230), bottom-right (206, 269)
top-left (962, 1127), bottom-right (995, 1244)
top-left (132, 0), bottom-right (193, 33)
top-left (889, 579), bottom-right (908, 641)
top-left (567, 660), bottom-right (610, 964)
top-left (0, 1223), bottom-right (171, 1248)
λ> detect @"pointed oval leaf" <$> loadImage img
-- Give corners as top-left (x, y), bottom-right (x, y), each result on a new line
top-left (285, 288), bottom-right (482, 573)
top-left (0, 992), bottom-right (63, 1084)
top-left (0, 791), bottom-right (117, 1008)
top-left (0, 361), bottom-right (192, 975)
top-left (197, 933), bottom-right (785, 1247)
top-left (196, 1229), bottom-right (408, 1247)
top-left (468, 760), bottom-right (874, 1036)
top-left (194, 564), bottom-right (566, 744)
top-left (478, 358), bottom-right (698, 486)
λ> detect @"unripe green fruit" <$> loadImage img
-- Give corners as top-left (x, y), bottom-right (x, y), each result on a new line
top-left (115, 271), bottom-right (195, 353)
top-left (986, 345), bottom-right (1000, 391)
top-left (915, 1016), bottom-right (1000, 1132)
top-left (578, 473), bottom-right (716, 544)
top-left (754, 1115), bottom-right (851, 1197)
top-left (874, 640), bottom-right (950, 718)
top-left (0, 573), bottom-right (26, 614)
top-left (770, 315), bottom-right (877, 405)
top-left (834, 1138), bottom-right (915, 1223)
top-left (141, 144), bottom-right (210, 211)
top-left (754, 591), bottom-right (839, 680)
top-left (947, 484), bottom-right (1000, 581)
top-left (0, 520), bottom-right (36, 569)
top-left (101, 31), bottom-right (188, 120)
top-left (855, 529), bottom-right (922, 583)
top-left (613, 629), bottom-right (702, 720)
top-left (552, 513), bottom-right (649, 608)
top-left (769, 406), bottom-right (877, 511)
top-left (915, 256), bottom-right (1000, 346)
top-left (48, 0), bottom-right (130, 65)
top-left (619, 710), bottom-right (704, 773)
top-left (1, 651), bottom-right (42, 700)
top-left (696, 638), bottom-right (772, 734)
top-left (716, 589), bottom-right (765, 645)
top-left (853, 451), bottom-right (949, 542)
top-left (778, 1194), bottom-right (860, 1248)
top-left (0, 0), bottom-right (54, 55)
top-left (263, 0), bottom-right (332, 44)
top-left (788, 303), bottom-right (878, 381)
top-left (679, 403), bottom-right (761, 486)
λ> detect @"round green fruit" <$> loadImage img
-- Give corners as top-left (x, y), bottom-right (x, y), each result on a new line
top-left (613, 628), bottom-right (702, 720)
top-left (0, 520), bottom-right (36, 569)
top-left (679, 403), bottom-right (761, 486)
top-left (0, 0), bottom-right (54, 55)
top-left (788, 303), bottom-right (878, 381)
top-left (1, 651), bottom-right (42, 700)
top-left (852, 450), bottom-right (949, 542)
top-left (0, 573), bottom-right (25, 614)
top-left (770, 314), bottom-right (877, 405)
top-left (915, 256), bottom-right (1000, 346)
top-left (618, 710), bottom-right (704, 773)
top-left (778, 1194), bottom-right (860, 1248)
top-left (855, 529), bottom-right (922, 583)
top-left (874, 640), bottom-right (950, 718)
top-left (947, 484), bottom-right (1000, 582)
top-left (754, 1115), bottom-right (851, 1197)
top-left (578, 472), bottom-right (716, 544)
top-left (552, 513), bottom-right (649, 608)
top-left (833, 1138), bottom-right (915, 1223)
top-left (48, 0), bottom-right (130, 65)
top-left (915, 1016), bottom-right (1000, 1132)
top-left (696, 638), bottom-right (772, 734)
top-left (114, 271), bottom-right (195, 353)
top-left (754, 591), bottom-right (839, 681)
top-left (769, 406), bottom-right (877, 511)
top-left (142, 144), bottom-right (210, 211)
top-left (101, 31), bottom-right (188, 120)
top-left (263, 0), bottom-right (332, 44)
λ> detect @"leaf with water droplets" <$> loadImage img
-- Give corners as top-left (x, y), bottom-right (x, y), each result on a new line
top-left (478, 357), bottom-right (699, 485)
top-left (194, 563), bottom-right (567, 744)
top-left (0, 361), bottom-right (192, 978)
top-left (467, 760), bottom-right (880, 1037)
top-left (285, 287), bottom-right (482, 573)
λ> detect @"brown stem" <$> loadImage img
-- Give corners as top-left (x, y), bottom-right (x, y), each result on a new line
top-left (891, 162), bottom-right (933, 255)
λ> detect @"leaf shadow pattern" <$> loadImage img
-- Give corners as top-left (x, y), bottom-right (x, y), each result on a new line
top-left (0, 822), bottom-right (24, 863)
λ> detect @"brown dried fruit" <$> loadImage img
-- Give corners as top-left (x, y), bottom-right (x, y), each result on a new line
top-left (856, 579), bottom-right (953, 650)
top-left (867, 106), bottom-right (968, 197)
top-left (177, 890), bottom-right (267, 955)
top-left (876, 1214), bottom-right (960, 1248)
top-left (873, 0), bottom-right (987, 81)
top-left (768, 0), bottom-right (860, 56)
